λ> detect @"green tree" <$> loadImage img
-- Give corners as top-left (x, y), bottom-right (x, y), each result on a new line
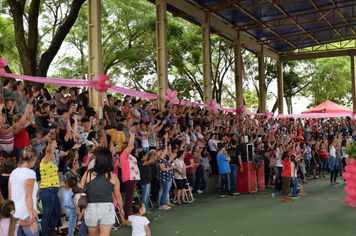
top-left (303, 57), bottom-right (351, 107)
top-left (2, 0), bottom-right (86, 88)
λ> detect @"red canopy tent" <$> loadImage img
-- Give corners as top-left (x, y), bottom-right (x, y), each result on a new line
top-left (301, 100), bottom-right (353, 114)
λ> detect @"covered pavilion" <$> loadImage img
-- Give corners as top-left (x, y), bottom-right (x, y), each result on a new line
top-left (86, 0), bottom-right (356, 113)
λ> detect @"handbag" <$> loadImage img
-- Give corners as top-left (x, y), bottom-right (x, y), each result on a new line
top-left (73, 173), bottom-right (90, 209)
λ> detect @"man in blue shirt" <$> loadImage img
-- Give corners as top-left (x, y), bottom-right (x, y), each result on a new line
top-left (217, 143), bottom-right (234, 198)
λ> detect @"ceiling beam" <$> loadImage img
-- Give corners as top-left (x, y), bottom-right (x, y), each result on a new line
top-left (236, 3), bottom-right (356, 30)
top-left (262, 24), bottom-right (356, 45)
top-left (173, 0), bottom-right (304, 16)
top-left (280, 49), bottom-right (356, 61)
top-left (164, 0), bottom-right (279, 60)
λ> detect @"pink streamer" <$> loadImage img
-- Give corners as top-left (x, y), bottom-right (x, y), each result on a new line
top-left (3, 73), bottom-right (355, 119)
top-left (3, 73), bottom-right (158, 100)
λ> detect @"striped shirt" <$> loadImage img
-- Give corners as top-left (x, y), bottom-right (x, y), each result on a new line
top-left (0, 124), bottom-right (14, 153)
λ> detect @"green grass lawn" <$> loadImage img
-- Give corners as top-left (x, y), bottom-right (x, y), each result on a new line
top-left (112, 176), bottom-right (356, 236)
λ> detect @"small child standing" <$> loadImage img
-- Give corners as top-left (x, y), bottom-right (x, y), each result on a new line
top-left (62, 177), bottom-right (82, 236)
top-left (120, 201), bottom-right (151, 236)
top-left (0, 200), bottom-right (37, 236)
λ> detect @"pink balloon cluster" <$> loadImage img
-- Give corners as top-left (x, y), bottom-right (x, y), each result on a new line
top-left (265, 109), bottom-right (273, 119)
top-left (165, 89), bottom-right (179, 105)
top-left (211, 99), bottom-right (220, 114)
top-left (94, 75), bottom-right (112, 91)
top-left (343, 158), bottom-right (356, 207)
top-left (236, 105), bottom-right (247, 115)
top-left (0, 57), bottom-right (9, 76)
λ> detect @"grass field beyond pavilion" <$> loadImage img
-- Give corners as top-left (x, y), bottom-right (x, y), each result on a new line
top-left (112, 176), bottom-right (355, 236)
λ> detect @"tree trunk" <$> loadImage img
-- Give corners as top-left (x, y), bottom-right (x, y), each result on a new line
top-left (271, 99), bottom-right (278, 113)
top-left (8, 0), bottom-right (86, 90)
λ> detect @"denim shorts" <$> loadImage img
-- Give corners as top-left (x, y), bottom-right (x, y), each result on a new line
top-left (84, 203), bottom-right (115, 227)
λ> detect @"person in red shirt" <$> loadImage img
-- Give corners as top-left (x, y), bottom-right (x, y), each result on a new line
top-left (281, 150), bottom-right (294, 202)
top-left (318, 142), bottom-right (328, 178)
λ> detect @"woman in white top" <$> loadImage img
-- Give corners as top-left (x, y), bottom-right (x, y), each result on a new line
top-left (9, 147), bottom-right (40, 236)
top-left (341, 139), bottom-right (348, 176)
top-left (208, 134), bottom-right (219, 175)
top-left (274, 144), bottom-right (284, 191)
top-left (329, 136), bottom-right (339, 185)
top-left (174, 150), bottom-right (191, 205)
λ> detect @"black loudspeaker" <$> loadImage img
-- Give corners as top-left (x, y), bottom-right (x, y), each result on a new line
top-left (237, 143), bottom-right (253, 162)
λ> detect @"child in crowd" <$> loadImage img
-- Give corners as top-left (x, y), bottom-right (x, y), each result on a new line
top-left (62, 177), bottom-right (82, 236)
top-left (0, 200), bottom-right (37, 236)
top-left (120, 201), bottom-right (151, 236)
top-left (4, 98), bottom-right (18, 125)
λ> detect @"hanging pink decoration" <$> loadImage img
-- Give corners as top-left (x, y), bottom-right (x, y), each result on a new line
top-left (94, 75), bottom-right (112, 92)
top-left (236, 105), bottom-right (247, 116)
top-left (0, 57), bottom-right (9, 76)
top-left (344, 157), bottom-right (356, 207)
top-left (165, 88), bottom-right (179, 105)
top-left (265, 109), bottom-right (273, 119)
top-left (210, 99), bottom-right (220, 114)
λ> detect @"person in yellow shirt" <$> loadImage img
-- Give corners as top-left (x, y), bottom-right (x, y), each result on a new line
top-left (106, 122), bottom-right (126, 152)
top-left (38, 140), bottom-right (61, 236)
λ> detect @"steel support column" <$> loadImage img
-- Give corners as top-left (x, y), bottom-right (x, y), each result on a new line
top-left (258, 46), bottom-right (266, 113)
top-left (351, 53), bottom-right (356, 112)
top-left (277, 60), bottom-right (284, 114)
top-left (88, 0), bottom-right (102, 116)
top-left (202, 12), bottom-right (212, 105)
top-left (234, 31), bottom-right (243, 108)
top-left (156, 0), bottom-right (168, 110)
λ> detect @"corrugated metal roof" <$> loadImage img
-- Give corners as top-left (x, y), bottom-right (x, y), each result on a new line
top-left (149, 0), bottom-right (356, 54)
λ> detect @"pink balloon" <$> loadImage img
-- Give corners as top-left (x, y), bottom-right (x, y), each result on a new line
top-left (345, 195), bottom-right (356, 203)
top-left (98, 80), bottom-right (105, 87)
top-left (347, 189), bottom-right (356, 198)
top-left (345, 165), bottom-right (352, 173)
top-left (343, 172), bottom-right (353, 180)
top-left (94, 84), bottom-right (102, 91)
top-left (166, 88), bottom-right (172, 95)
top-left (165, 95), bottom-right (171, 101)
top-left (95, 75), bottom-right (101, 82)
top-left (1, 57), bottom-right (9, 66)
top-left (170, 98), bottom-right (179, 104)
top-left (349, 158), bottom-right (356, 165)
top-left (0, 68), bottom-right (5, 76)
top-left (170, 90), bottom-right (178, 98)
top-left (353, 174), bottom-right (356, 182)
top-left (347, 180), bottom-right (356, 189)
top-left (349, 165), bottom-right (356, 174)
top-left (345, 185), bottom-right (351, 193)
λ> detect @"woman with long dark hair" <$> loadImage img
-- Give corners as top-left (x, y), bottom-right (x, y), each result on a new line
top-left (80, 148), bottom-right (124, 236)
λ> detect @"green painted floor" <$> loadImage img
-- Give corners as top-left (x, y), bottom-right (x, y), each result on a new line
top-left (112, 176), bottom-right (356, 236)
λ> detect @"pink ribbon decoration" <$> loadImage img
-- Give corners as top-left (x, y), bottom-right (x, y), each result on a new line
top-left (165, 89), bottom-right (179, 105)
top-left (236, 105), bottom-right (247, 115)
top-left (3, 73), bottom-right (158, 100)
top-left (94, 75), bottom-right (112, 92)
top-left (0, 57), bottom-right (10, 76)
top-left (265, 109), bottom-right (273, 119)
top-left (210, 99), bottom-right (220, 114)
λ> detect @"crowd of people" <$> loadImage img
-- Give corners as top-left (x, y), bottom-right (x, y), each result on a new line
top-left (0, 80), bottom-right (353, 236)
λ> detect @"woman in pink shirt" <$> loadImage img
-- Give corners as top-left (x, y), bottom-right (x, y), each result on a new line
top-left (120, 126), bottom-right (140, 220)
